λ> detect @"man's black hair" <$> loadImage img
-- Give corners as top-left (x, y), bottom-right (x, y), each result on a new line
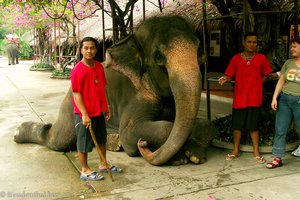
top-left (243, 32), bottom-right (258, 41)
top-left (80, 36), bottom-right (99, 49)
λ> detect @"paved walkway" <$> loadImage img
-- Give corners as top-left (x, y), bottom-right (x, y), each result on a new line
top-left (0, 57), bottom-right (300, 200)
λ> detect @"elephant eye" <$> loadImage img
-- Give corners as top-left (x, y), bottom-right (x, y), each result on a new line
top-left (154, 50), bottom-right (166, 66)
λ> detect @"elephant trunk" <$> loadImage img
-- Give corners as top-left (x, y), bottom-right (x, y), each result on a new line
top-left (138, 39), bottom-right (201, 165)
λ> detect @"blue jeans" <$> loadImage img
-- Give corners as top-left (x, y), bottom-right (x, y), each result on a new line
top-left (272, 92), bottom-right (300, 157)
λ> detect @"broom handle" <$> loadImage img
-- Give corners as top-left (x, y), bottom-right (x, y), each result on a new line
top-left (88, 125), bottom-right (113, 181)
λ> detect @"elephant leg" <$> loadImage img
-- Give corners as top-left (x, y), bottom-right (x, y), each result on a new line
top-left (14, 49), bottom-right (19, 64)
top-left (12, 57), bottom-right (15, 65)
top-left (7, 54), bottom-right (12, 65)
top-left (184, 119), bottom-right (217, 164)
top-left (14, 122), bottom-right (50, 144)
top-left (120, 120), bottom-right (173, 157)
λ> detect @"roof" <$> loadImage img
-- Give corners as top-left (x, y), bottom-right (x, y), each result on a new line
top-left (78, 0), bottom-right (207, 40)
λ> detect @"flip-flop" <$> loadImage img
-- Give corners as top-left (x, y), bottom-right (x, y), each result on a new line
top-left (225, 154), bottom-right (240, 161)
top-left (99, 165), bottom-right (122, 173)
top-left (80, 171), bottom-right (104, 181)
top-left (254, 155), bottom-right (266, 164)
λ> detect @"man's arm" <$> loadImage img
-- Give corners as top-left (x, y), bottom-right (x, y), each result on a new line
top-left (73, 91), bottom-right (91, 127)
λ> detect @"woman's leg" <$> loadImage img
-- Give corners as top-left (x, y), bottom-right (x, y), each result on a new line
top-left (291, 95), bottom-right (300, 139)
top-left (272, 93), bottom-right (292, 158)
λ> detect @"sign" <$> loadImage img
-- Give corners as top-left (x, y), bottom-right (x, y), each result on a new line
top-left (209, 30), bottom-right (221, 57)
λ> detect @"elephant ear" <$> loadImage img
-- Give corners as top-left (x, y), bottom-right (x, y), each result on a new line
top-left (105, 35), bottom-right (145, 88)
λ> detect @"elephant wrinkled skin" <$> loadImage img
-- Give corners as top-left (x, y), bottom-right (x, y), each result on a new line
top-left (14, 16), bottom-right (216, 166)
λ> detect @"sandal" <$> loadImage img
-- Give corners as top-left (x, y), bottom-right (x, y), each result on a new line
top-left (254, 155), bottom-right (266, 164)
top-left (80, 171), bottom-right (104, 181)
top-left (99, 165), bottom-right (122, 173)
top-left (225, 153), bottom-right (240, 161)
top-left (266, 157), bottom-right (283, 169)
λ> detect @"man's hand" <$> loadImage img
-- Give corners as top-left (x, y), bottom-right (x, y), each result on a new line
top-left (218, 76), bottom-right (231, 85)
top-left (268, 72), bottom-right (279, 80)
top-left (82, 114), bottom-right (91, 128)
top-left (104, 107), bottom-right (111, 121)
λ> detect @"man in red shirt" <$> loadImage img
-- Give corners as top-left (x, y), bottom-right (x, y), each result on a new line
top-left (218, 32), bottom-right (273, 163)
top-left (71, 37), bottom-right (122, 181)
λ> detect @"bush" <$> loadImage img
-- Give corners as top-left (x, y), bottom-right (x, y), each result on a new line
top-left (19, 39), bottom-right (33, 59)
top-left (0, 39), bottom-right (6, 55)
top-left (30, 63), bottom-right (55, 71)
top-left (51, 68), bottom-right (71, 79)
top-left (212, 113), bottom-right (299, 146)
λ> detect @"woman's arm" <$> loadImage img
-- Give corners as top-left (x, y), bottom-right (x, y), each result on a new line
top-left (271, 75), bottom-right (285, 111)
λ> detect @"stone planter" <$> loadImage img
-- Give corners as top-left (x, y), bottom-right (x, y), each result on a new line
top-left (212, 139), bottom-right (299, 153)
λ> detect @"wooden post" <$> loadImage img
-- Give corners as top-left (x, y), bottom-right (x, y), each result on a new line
top-left (203, 0), bottom-right (211, 120)
top-left (243, 0), bottom-right (249, 34)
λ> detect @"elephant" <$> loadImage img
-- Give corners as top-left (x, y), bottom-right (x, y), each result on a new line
top-left (6, 43), bottom-right (19, 65)
top-left (14, 15), bottom-right (216, 166)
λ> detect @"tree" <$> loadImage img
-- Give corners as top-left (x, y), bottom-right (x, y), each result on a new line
top-left (0, 0), bottom-right (176, 43)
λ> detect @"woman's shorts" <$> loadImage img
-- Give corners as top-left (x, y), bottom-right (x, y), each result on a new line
top-left (232, 107), bottom-right (261, 131)
top-left (74, 114), bottom-right (107, 153)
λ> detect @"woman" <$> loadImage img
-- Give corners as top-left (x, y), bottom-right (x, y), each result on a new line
top-left (266, 37), bottom-right (300, 169)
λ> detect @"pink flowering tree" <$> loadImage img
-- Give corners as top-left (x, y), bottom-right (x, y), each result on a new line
top-left (0, 0), bottom-right (180, 64)
top-left (1, 0), bottom-right (178, 42)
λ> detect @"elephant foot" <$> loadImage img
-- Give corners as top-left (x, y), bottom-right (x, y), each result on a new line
top-left (106, 133), bottom-right (123, 152)
top-left (14, 121), bottom-right (50, 144)
top-left (164, 138), bottom-right (207, 165)
top-left (183, 119), bottom-right (217, 164)
top-left (185, 148), bottom-right (206, 164)
top-left (184, 139), bottom-right (207, 164)
top-left (167, 150), bottom-right (189, 166)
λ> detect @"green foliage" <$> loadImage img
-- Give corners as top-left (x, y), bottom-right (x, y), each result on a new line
top-left (51, 68), bottom-right (71, 79)
top-left (212, 115), bottom-right (233, 143)
top-left (0, 39), bottom-right (7, 55)
top-left (212, 113), bottom-right (299, 146)
top-left (0, 27), bottom-right (9, 39)
top-left (30, 63), bottom-right (55, 71)
top-left (19, 39), bottom-right (33, 59)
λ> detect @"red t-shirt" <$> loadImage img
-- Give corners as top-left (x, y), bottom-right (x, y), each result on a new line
top-left (71, 61), bottom-right (108, 117)
top-left (225, 53), bottom-right (273, 109)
